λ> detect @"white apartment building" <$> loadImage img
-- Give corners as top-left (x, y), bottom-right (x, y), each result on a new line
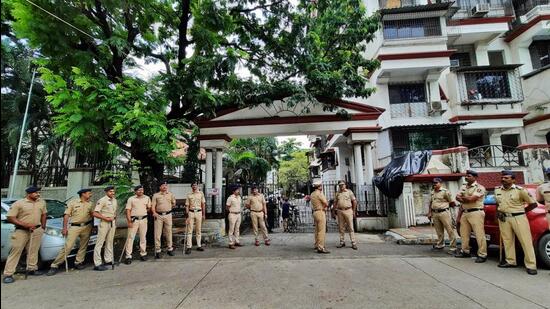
top-left (309, 0), bottom-right (550, 227)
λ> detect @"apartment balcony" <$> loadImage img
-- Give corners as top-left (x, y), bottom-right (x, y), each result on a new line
top-left (468, 145), bottom-right (525, 168)
top-left (450, 0), bottom-right (514, 19)
top-left (390, 102), bottom-right (430, 118)
top-left (513, 0), bottom-right (550, 20)
top-left (379, 0), bottom-right (452, 10)
top-left (454, 65), bottom-right (524, 107)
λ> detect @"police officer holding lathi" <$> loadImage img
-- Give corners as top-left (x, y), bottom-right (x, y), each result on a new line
top-left (495, 170), bottom-right (539, 275)
top-left (428, 178), bottom-right (457, 253)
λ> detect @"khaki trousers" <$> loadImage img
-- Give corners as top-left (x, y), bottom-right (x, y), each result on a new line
top-left (499, 214), bottom-right (537, 270)
top-left (433, 210), bottom-right (457, 250)
top-left (93, 220), bottom-right (116, 266)
top-left (51, 225), bottom-right (92, 268)
top-left (250, 211), bottom-right (269, 241)
top-left (547, 213), bottom-right (550, 230)
top-left (3, 228), bottom-right (44, 276)
top-left (154, 214), bottom-right (173, 253)
top-left (313, 210), bottom-right (326, 250)
top-left (125, 218), bottom-right (148, 257)
top-left (337, 208), bottom-right (356, 244)
top-left (459, 210), bottom-right (487, 257)
top-left (228, 213), bottom-right (241, 245)
top-left (187, 211), bottom-right (203, 248)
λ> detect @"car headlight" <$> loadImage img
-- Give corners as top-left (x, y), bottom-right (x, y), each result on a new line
top-left (45, 227), bottom-right (62, 237)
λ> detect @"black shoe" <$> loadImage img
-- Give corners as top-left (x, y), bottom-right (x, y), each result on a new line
top-left (3, 276), bottom-right (14, 284)
top-left (474, 256), bottom-right (487, 263)
top-left (93, 265), bottom-right (108, 271)
top-left (337, 243), bottom-right (346, 248)
top-left (124, 258), bottom-right (132, 265)
top-left (27, 270), bottom-right (44, 276)
top-left (166, 250), bottom-right (175, 256)
top-left (74, 263), bottom-right (85, 270)
top-left (46, 268), bottom-right (58, 276)
top-left (317, 249), bottom-right (331, 254)
top-left (234, 243), bottom-right (243, 247)
top-left (455, 251), bottom-right (470, 258)
top-left (104, 262), bottom-right (113, 266)
top-left (155, 252), bottom-right (161, 259)
top-left (351, 244), bottom-right (358, 250)
top-left (185, 248), bottom-right (191, 255)
top-left (432, 246), bottom-right (444, 250)
top-left (197, 247), bottom-right (204, 252)
top-left (139, 255), bottom-right (147, 261)
top-left (498, 262), bottom-right (517, 268)
top-left (526, 269), bottom-right (538, 275)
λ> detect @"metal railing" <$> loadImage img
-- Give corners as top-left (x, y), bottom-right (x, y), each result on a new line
top-left (31, 166), bottom-right (69, 187)
top-left (468, 145), bottom-right (525, 168)
top-left (451, 0), bottom-right (514, 19)
top-left (382, 17), bottom-right (442, 39)
top-left (457, 67), bottom-right (523, 105)
top-left (390, 102), bottom-right (430, 118)
top-left (379, 0), bottom-right (452, 9)
top-left (513, 0), bottom-right (550, 18)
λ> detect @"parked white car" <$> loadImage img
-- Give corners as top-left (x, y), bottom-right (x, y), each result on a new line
top-left (1, 198), bottom-right (97, 264)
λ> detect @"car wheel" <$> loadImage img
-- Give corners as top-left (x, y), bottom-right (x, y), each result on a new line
top-left (536, 233), bottom-right (550, 268)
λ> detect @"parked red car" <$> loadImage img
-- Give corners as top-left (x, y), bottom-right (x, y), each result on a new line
top-left (457, 186), bottom-right (550, 268)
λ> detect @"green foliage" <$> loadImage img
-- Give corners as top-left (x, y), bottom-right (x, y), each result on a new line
top-left (278, 150), bottom-right (310, 196)
top-left (99, 169), bottom-right (134, 215)
top-left (277, 138), bottom-right (302, 161)
top-left (224, 150), bottom-right (271, 184)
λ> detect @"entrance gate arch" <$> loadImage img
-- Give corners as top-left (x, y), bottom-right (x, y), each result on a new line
top-left (197, 98), bottom-right (389, 232)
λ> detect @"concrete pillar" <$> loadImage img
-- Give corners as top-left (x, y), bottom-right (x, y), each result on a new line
top-left (334, 147), bottom-right (341, 181)
top-left (205, 149), bottom-right (213, 213)
top-left (353, 144), bottom-right (365, 186)
top-left (8, 170), bottom-right (32, 198)
top-left (516, 46), bottom-right (533, 75)
top-left (215, 148), bottom-right (223, 213)
top-left (475, 43), bottom-right (490, 66)
top-left (489, 131), bottom-right (504, 167)
top-left (66, 168), bottom-right (92, 200)
top-left (364, 143), bottom-right (375, 184)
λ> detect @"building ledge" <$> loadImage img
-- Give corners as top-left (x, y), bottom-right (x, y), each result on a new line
top-left (523, 65), bottom-right (550, 79)
top-left (451, 64), bottom-right (522, 72)
top-left (404, 173), bottom-right (465, 182)
top-left (517, 144), bottom-right (550, 150)
top-left (380, 2), bottom-right (453, 16)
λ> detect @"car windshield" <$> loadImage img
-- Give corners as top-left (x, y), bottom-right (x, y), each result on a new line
top-left (45, 200), bottom-right (66, 218)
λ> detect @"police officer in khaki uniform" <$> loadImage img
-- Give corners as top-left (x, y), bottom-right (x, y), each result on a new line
top-left (47, 188), bottom-right (94, 275)
top-left (123, 185), bottom-right (151, 264)
top-left (2, 186), bottom-right (47, 284)
top-left (455, 170), bottom-right (487, 263)
top-left (185, 182), bottom-right (206, 254)
top-left (226, 185), bottom-right (243, 249)
top-left (311, 180), bottom-right (330, 254)
top-left (334, 181), bottom-right (358, 250)
top-left (245, 185), bottom-right (271, 247)
top-left (152, 181), bottom-right (176, 259)
top-left (92, 186), bottom-right (117, 271)
top-left (495, 170), bottom-right (539, 275)
top-left (535, 167), bottom-right (550, 230)
top-left (428, 178), bottom-right (457, 253)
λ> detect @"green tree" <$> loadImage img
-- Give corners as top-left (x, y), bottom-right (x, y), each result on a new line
top-left (8, 0), bottom-right (379, 189)
top-left (224, 150), bottom-right (271, 184)
top-left (278, 150), bottom-right (309, 196)
top-left (278, 138), bottom-right (302, 161)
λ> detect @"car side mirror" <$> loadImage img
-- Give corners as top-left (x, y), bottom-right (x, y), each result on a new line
top-left (1, 213), bottom-right (7, 222)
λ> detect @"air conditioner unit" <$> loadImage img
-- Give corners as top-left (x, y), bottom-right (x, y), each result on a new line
top-left (450, 59), bottom-right (460, 67)
top-left (429, 100), bottom-right (447, 114)
top-left (471, 4), bottom-right (490, 17)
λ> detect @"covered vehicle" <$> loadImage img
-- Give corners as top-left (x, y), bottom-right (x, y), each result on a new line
top-left (456, 186), bottom-right (550, 268)
top-left (1, 198), bottom-right (97, 264)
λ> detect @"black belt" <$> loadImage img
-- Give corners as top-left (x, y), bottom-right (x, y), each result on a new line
top-left (158, 210), bottom-right (172, 215)
top-left (313, 209), bottom-right (324, 212)
top-left (131, 216), bottom-right (147, 222)
top-left (251, 210), bottom-right (263, 213)
top-left (190, 209), bottom-right (202, 212)
top-left (501, 212), bottom-right (525, 217)
top-left (15, 225), bottom-right (41, 230)
top-left (230, 212), bottom-right (241, 214)
top-left (464, 208), bottom-right (482, 213)
top-left (431, 208), bottom-right (449, 213)
top-left (338, 207), bottom-right (352, 210)
top-left (71, 220), bottom-right (93, 227)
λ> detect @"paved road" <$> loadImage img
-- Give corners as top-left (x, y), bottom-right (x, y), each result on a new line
top-left (1, 233), bottom-right (549, 309)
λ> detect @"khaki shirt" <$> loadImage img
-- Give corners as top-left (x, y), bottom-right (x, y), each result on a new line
top-left (536, 182), bottom-right (550, 212)
top-left (125, 195), bottom-right (151, 217)
top-left (65, 199), bottom-right (93, 224)
top-left (95, 196), bottom-right (118, 218)
top-left (247, 193), bottom-right (265, 211)
top-left (7, 198), bottom-right (47, 225)
top-left (310, 190), bottom-right (328, 211)
top-left (495, 184), bottom-right (536, 213)
top-left (186, 191), bottom-right (205, 211)
top-left (152, 191), bottom-right (176, 213)
top-left (226, 194), bottom-right (242, 213)
top-left (335, 189), bottom-right (356, 209)
top-left (431, 188), bottom-right (453, 210)
top-left (458, 181), bottom-right (486, 210)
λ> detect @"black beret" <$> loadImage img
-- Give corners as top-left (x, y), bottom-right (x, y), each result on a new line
top-left (230, 185), bottom-right (241, 192)
top-left (545, 167), bottom-right (550, 175)
top-left (501, 170), bottom-right (514, 177)
top-left (104, 186), bottom-right (115, 192)
top-left (25, 186), bottom-right (41, 193)
top-left (432, 177), bottom-right (443, 183)
top-left (466, 170), bottom-right (478, 177)
top-left (134, 184), bottom-right (143, 191)
top-left (77, 188), bottom-right (92, 195)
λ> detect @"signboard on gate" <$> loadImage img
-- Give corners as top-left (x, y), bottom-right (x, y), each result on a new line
top-left (207, 188), bottom-right (220, 196)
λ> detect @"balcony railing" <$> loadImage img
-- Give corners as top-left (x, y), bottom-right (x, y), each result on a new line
top-left (379, 0), bottom-right (452, 9)
top-left (455, 65), bottom-right (523, 105)
top-left (390, 102), bottom-right (429, 118)
top-left (513, 0), bottom-right (550, 18)
top-left (451, 0), bottom-right (514, 19)
top-left (468, 145), bottom-right (525, 168)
